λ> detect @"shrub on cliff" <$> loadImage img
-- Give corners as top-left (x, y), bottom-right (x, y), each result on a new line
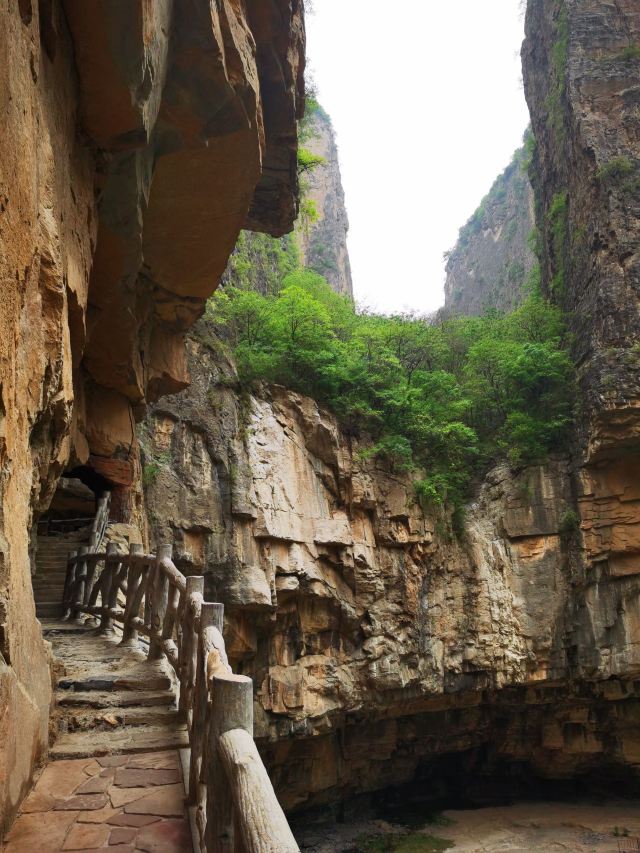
top-left (207, 274), bottom-right (575, 509)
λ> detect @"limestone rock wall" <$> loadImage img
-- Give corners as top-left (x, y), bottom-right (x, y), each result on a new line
top-left (523, 0), bottom-right (640, 456)
top-left (298, 105), bottom-right (353, 297)
top-left (522, 0), bottom-right (640, 702)
top-left (444, 144), bottom-right (536, 315)
top-left (0, 0), bottom-right (305, 830)
top-left (141, 330), bottom-right (640, 811)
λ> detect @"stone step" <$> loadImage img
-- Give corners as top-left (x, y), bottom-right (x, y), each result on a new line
top-left (57, 672), bottom-right (173, 693)
top-left (57, 689), bottom-right (176, 709)
top-left (41, 622), bottom-right (96, 637)
top-left (36, 605), bottom-right (64, 619)
top-left (55, 704), bottom-right (180, 732)
top-left (50, 723), bottom-right (189, 760)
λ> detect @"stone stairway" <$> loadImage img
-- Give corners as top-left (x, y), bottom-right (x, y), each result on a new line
top-left (33, 532), bottom-right (89, 620)
top-left (44, 621), bottom-right (189, 760)
top-left (2, 621), bottom-right (194, 851)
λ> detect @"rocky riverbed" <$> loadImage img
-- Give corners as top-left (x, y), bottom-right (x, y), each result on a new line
top-left (296, 801), bottom-right (640, 852)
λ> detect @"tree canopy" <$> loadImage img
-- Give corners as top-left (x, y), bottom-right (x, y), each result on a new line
top-left (206, 270), bottom-right (575, 518)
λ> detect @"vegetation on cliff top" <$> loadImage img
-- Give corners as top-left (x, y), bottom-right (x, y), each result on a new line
top-left (207, 270), bottom-right (575, 514)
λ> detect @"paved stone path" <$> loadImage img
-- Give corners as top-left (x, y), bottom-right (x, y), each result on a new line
top-left (2, 621), bottom-right (194, 851)
top-left (2, 750), bottom-right (193, 851)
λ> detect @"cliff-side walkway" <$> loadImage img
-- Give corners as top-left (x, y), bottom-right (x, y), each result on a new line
top-left (2, 623), bottom-right (193, 852)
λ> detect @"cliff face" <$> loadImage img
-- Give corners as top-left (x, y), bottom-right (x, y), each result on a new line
top-left (0, 0), bottom-right (304, 829)
top-left (444, 145), bottom-right (536, 315)
top-left (222, 102), bottom-right (353, 298)
top-left (523, 0), bottom-right (640, 667)
top-left (523, 0), bottom-right (640, 456)
top-left (142, 331), bottom-right (640, 812)
top-left (138, 3), bottom-right (640, 810)
top-left (297, 105), bottom-right (353, 297)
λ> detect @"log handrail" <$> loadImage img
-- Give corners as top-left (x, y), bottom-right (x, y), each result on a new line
top-left (61, 534), bottom-right (297, 852)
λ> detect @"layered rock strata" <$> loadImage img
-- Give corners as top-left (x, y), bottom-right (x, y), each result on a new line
top-left (523, 0), bottom-right (640, 457)
top-left (142, 331), bottom-right (640, 811)
top-left (444, 144), bottom-right (536, 315)
top-left (0, 0), bottom-right (304, 830)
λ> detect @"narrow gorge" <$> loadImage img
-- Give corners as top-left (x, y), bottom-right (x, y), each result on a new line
top-left (1, 1), bottom-right (640, 851)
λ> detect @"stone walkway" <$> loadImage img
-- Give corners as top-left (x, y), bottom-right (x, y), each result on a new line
top-left (2, 750), bottom-right (193, 852)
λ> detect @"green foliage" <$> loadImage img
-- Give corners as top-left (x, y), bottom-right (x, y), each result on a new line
top-left (597, 156), bottom-right (634, 182)
top-left (546, 191), bottom-right (569, 296)
top-left (297, 147), bottom-right (326, 174)
top-left (141, 449), bottom-right (172, 487)
top-left (299, 198), bottom-right (320, 235)
top-left (142, 461), bottom-right (161, 487)
top-left (208, 274), bottom-right (575, 517)
top-left (355, 833), bottom-right (454, 853)
top-left (224, 231), bottom-right (299, 296)
top-left (619, 45), bottom-right (640, 61)
top-left (596, 156), bottom-right (640, 194)
top-left (521, 127), bottom-right (537, 173)
top-left (559, 509), bottom-right (579, 535)
top-left (305, 97), bottom-right (330, 121)
top-left (613, 826), bottom-right (631, 838)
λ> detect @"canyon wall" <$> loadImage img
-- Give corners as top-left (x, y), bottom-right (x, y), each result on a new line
top-left (138, 2), bottom-right (640, 812)
top-left (297, 104), bottom-right (353, 297)
top-left (0, 0), bottom-right (304, 831)
top-left (142, 330), bottom-right (640, 812)
top-left (523, 0), bottom-right (640, 456)
top-left (522, 0), bottom-right (640, 691)
top-left (221, 101), bottom-right (353, 298)
top-left (444, 143), bottom-right (536, 315)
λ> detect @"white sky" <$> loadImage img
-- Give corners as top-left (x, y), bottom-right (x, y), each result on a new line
top-left (305, 0), bottom-right (531, 314)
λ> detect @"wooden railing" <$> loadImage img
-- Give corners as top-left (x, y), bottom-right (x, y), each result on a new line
top-left (89, 490), bottom-right (111, 551)
top-left (62, 539), bottom-right (299, 853)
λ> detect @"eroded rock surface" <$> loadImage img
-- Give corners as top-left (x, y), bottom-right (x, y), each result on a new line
top-left (0, 0), bottom-right (304, 829)
top-left (142, 331), bottom-right (640, 811)
top-left (523, 0), bottom-right (640, 457)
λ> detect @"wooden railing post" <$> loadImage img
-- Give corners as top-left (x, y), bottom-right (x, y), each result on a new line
top-left (148, 543), bottom-right (171, 660)
top-left (190, 601), bottom-right (224, 811)
top-left (122, 543), bottom-right (144, 644)
top-left (82, 545), bottom-right (98, 607)
top-left (217, 727), bottom-right (300, 853)
top-left (72, 546), bottom-right (89, 623)
top-left (99, 543), bottom-right (119, 634)
top-left (205, 671), bottom-right (253, 853)
top-left (179, 575), bottom-right (204, 722)
top-left (62, 550), bottom-right (77, 620)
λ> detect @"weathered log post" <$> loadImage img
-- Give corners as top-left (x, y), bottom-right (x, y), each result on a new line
top-left (99, 543), bottom-right (119, 634)
top-left (179, 575), bottom-right (204, 722)
top-left (72, 546), bottom-right (89, 623)
top-left (83, 556), bottom-right (97, 609)
top-left (148, 543), bottom-right (171, 660)
top-left (122, 543), bottom-right (144, 644)
top-left (218, 729), bottom-right (300, 853)
top-left (190, 602), bottom-right (223, 810)
top-left (62, 550), bottom-right (77, 620)
top-left (205, 669), bottom-right (254, 853)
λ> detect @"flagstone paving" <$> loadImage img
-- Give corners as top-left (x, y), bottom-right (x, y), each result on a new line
top-left (2, 751), bottom-right (193, 852)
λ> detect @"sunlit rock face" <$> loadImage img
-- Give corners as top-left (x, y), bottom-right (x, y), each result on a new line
top-left (142, 330), bottom-right (640, 811)
top-left (0, 0), bottom-right (304, 830)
